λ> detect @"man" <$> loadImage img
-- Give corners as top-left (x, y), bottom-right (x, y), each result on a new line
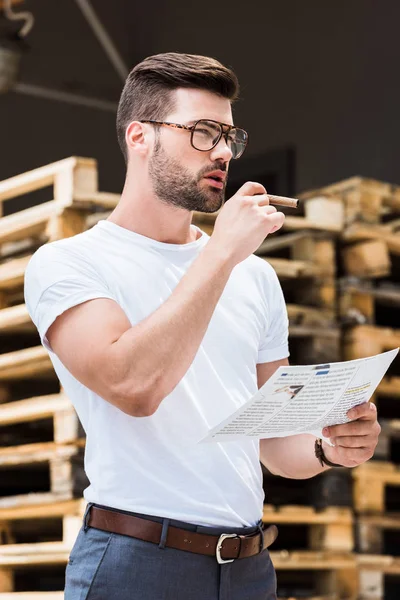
top-left (24, 52), bottom-right (380, 599)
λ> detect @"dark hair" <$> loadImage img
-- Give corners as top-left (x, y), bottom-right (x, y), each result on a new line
top-left (116, 52), bottom-right (240, 163)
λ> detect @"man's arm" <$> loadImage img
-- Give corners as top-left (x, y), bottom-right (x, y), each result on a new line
top-left (257, 358), bottom-right (381, 478)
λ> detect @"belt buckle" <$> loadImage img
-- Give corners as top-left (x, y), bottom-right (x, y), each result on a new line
top-left (216, 533), bottom-right (239, 564)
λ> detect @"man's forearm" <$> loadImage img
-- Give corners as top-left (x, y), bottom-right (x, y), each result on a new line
top-left (260, 434), bottom-right (331, 479)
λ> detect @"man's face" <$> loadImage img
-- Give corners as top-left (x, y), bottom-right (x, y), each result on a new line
top-left (148, 88), bottom-right (234, 213)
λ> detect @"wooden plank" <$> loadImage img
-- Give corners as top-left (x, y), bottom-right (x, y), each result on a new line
top-left (0, 393), bottom-right (71, 426)
top-left (286, 304), bottom-right (335, 328)
top-left (263, 506), bottom-right (354, 552)
top-left (0, 442), bottom-right (80, 467)
top-left (0, 158), bottom-right (96, 205)
top-left (0, 347), bottom-right (53, 381)
top-left (0, 594), bottom-right (64, 600)
top-left (0, 492), bottom-right (76, 511)
top-left (0, 498), bottom-right (85, 521)
top-left (0, 305), bottom-right (33, 334)
top-left (0, 202), bottom-right (57, 247)
top-left (289, 326), bottom-right (340, 339)
top-left (264, 258), bottom-right (319, 278)
top-left (282, 216), bottom-right (342, 233)
top-left (270, 550), bottom-right (356, 570)
top-left (255, 231), bottom-right (309, 255)
top-left (0, 542), bottom-right (69, 566)
top-left (0, 256), bottom-right (30, 292)
top-left (343, 224), bottom-right (400, 255)
top-left (357, 553), bottom-right (400, 574)
top-left (263, 505), bottom-right (353, 525)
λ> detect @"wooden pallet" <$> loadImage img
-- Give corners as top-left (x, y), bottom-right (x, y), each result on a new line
top-left (356, 554), bottom-right (400, 600)
top-left (262, 506), bottom-right (353, 552)
top-left (271, 551), bottom-right (358, 600)
top-left (0, 499), bottom-right (85, 596)
top-left (0, 442), bottom-right (87, 509)
top-left (0, 498), bottom-right (84, 547)
top-left (299, 177), bottom-right (400, 228)
top-left (0, 347), bottom-right (54, 383)
top-left (0, 392), bottom-right (83, 447)
top-left (262, 467), bottom-right (353, 510)
top-left (373, 419), bottom-right (400, 463)
top-left (0, 157), bottom-right (120, 308)
top-left (339, 280), bottom-right (400, 326)
top-left (353, 461), bottom-right (400, 513)
top-left (343, 325), bottom-right (400, 366)
top-left (288, 326), bottom-right (341, 365)
top-left (356, 513), bottom-right (400, 555)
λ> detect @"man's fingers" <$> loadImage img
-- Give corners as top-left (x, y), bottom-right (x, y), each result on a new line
top-left (264, 211), bottom-right (285, 234)
top-left (324, 420), bottom-right (374, 437)
top-left (332, 435), bottom-right (375, 448)
top-left (347, 401), bottom-right (377, 421)
top-left (239, 181), bottom-right (267, 196)
top-left (335, 446), bottom-right (375, 465)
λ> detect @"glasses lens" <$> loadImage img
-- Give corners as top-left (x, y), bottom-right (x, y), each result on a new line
top-left (192, 120), bottom-right (222, 151)
top-left (227, 128), bottom-right (248, 159)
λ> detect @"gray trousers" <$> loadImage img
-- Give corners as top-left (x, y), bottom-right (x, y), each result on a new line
top-left (64, 503), bottom-right (277, 600)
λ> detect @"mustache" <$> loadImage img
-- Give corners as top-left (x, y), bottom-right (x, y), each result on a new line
top-left (198, 164), bottom-right (228, 180)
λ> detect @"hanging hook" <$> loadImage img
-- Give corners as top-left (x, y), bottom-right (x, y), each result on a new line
top-left (2, 0), bottom-right (35, 39)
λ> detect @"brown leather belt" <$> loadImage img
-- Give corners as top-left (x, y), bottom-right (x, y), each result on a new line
top-left (87, 505), bottom-right (278, 564)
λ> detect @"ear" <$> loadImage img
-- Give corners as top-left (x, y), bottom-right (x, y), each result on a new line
top-left (125, 121), bottom-right (150, 156)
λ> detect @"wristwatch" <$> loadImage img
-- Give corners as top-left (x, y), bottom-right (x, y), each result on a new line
top-left (314, 438), bottom-right (343, 468)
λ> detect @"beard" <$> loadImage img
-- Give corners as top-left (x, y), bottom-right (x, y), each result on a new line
top-left (148, 136), bottom-right (227, 213)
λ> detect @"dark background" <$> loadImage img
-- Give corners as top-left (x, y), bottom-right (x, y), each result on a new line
top-left (1, 0), bottom-right (399, 200)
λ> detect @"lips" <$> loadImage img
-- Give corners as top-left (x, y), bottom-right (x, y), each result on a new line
top-left (204, 170), bottom-right (226, 183)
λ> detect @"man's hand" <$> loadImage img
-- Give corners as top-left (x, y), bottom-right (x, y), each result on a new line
top-left (322, 402), bottom-right (381, 468)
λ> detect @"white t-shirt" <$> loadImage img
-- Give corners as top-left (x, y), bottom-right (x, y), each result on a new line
top-left (24, 219), bottom-right (289, 527)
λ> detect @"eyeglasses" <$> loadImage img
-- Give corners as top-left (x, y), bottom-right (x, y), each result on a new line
top-left (139, 119), bottom-right (248, 159)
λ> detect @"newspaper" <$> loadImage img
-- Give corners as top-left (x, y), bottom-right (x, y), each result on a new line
top-left (199, 348), bottom-right (399, 444)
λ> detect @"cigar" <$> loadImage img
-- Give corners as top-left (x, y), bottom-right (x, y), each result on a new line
top-left (267, 195), bottom-right (299, 209)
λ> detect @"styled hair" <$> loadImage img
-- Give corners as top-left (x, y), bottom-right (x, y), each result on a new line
top-left (116, 52), bottom-right (240, 163)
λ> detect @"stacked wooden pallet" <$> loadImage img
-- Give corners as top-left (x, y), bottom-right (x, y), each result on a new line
top-left (1, 160), bottom-right (399, 598)
top-left (195, 176), bottom-right (400, 599)
top-left (0, 157), bottom-right (120, 597)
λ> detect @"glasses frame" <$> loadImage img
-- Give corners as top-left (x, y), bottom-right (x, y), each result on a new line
top-left (139, 118), bottom-right (248, 159)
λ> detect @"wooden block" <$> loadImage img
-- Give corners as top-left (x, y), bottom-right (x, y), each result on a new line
top-left (45, 207), bottom-right (88, 242)
top-left (358, 569), bottom-right (384, 600)
top-left (0, 570), bottom-right (12, 594)
top-left (293, 278), bottom-right (336, 310)
top-left (292, 236), bottom-right (336, 277)
top-left (304, 196), bottom-right (345, 231)
top-left (339, 286), bottom-right (375, 324)
top-left (353, 461), bottom-right (400, 513)
top-left (309, 522), bottom-right (353, 553)
top-left (342, 240), bottom-right (391, 278)
top-left (343, 325), bottom-right (400, 361)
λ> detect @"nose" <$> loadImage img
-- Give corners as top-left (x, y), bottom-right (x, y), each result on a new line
top-left (209, 135), bottom-right (233, 163)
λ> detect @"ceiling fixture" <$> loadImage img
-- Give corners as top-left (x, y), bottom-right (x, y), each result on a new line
top-left (0, 0), bottom-right (34, 93)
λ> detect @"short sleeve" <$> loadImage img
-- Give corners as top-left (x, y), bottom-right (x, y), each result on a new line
top-left (24, 244), bottom-right (118, 353)
top-left (257, 262), bottom-right (290, 364)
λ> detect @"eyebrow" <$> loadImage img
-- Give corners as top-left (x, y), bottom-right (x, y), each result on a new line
top-left (185, 119), bottom-right (235, 128)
